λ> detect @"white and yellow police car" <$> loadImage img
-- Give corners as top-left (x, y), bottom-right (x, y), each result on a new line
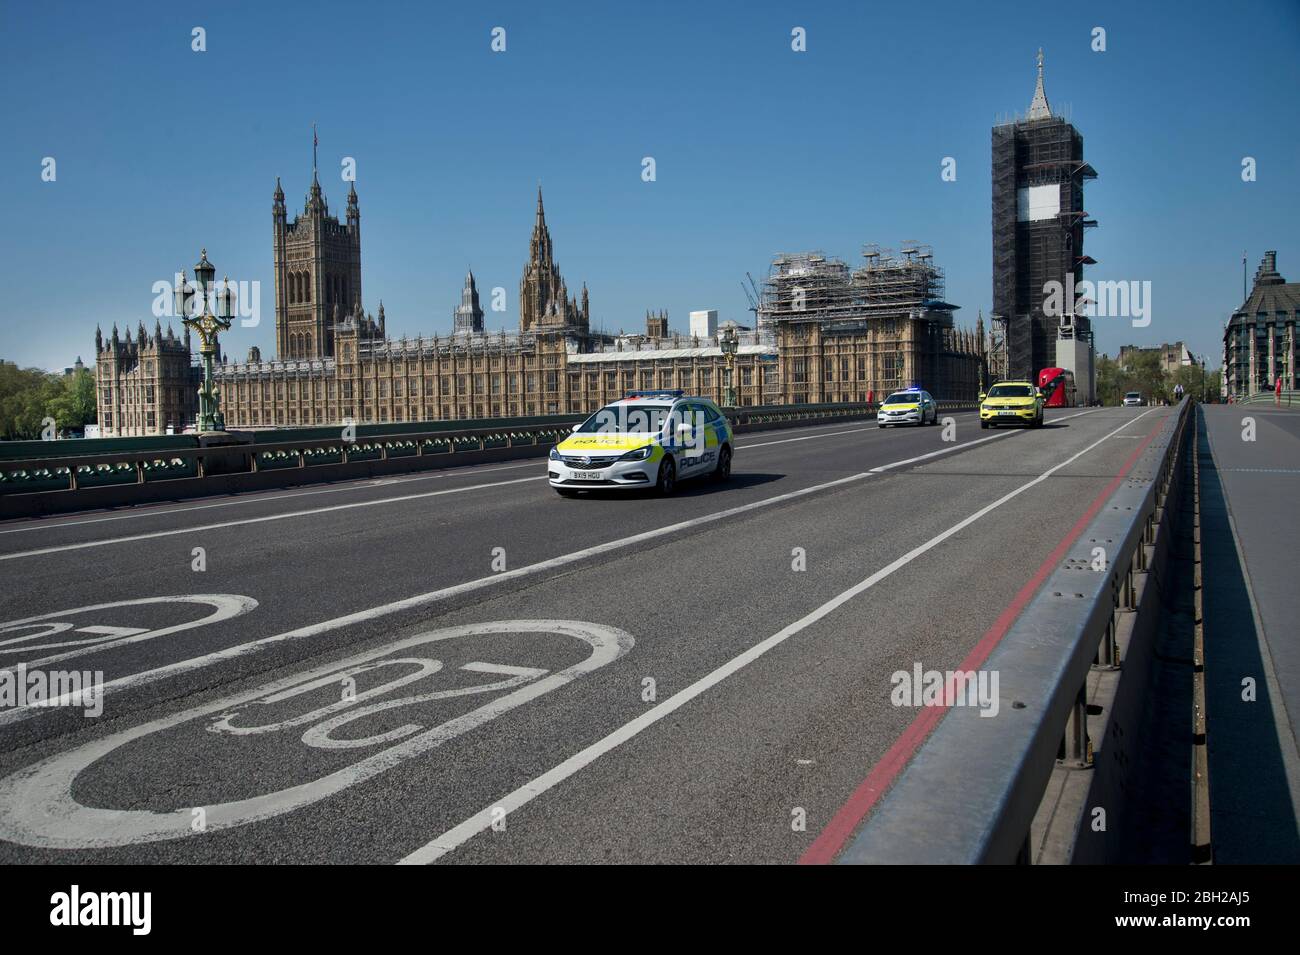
top-left (877, 388), bottom-right (938, 427)
top-left (548, 391), bottom-right (733, 497)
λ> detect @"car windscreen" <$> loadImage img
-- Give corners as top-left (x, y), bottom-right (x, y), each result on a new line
top-left (988, 385), bottom-right (1033, 397)
top-left (1125, 393), bottom-right (1141, 399)
top-left (883, 394), bottom-right (919, 404)
top-left (575, 404), bottom-right (671, 434)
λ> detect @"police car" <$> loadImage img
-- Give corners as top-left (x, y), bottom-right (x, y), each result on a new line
top-left (548, 391), bottom-right (733, 497)
top-left (877, 388), bottom-right (938, 427)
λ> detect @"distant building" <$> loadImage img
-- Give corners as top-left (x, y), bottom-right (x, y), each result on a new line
top-left (63, 357), bottom-right (85, 377)
top-left (1118, 342), bottom-right (1193, 374)
top-left (757, 245), bottom-right (984, 402)
top-left (272, 171), bottom-right (362, 360)
top-left (689, 310), bottom-right (718, 338)
top-left (992, 50), bottom-right (1097, 394)
top-left (453, 271), bottom-right (485, 335)
top-left (1222, 251), bottom-right (1300, 400)
top-left (646, 310), bottom-right (669, 338)
top-left (97, 155), bottom-right (986, 435)
top-left (94, 315), bottom-right (199, 436)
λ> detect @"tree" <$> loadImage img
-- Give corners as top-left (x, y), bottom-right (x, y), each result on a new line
top-left (1098, 351), bottom-right (1227, 406)
top-left (0, 363), bottom-right (97, 440)
top-left (47, 368), bottom-right (97, 431)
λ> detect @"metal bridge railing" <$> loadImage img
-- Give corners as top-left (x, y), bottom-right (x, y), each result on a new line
top-left (0, 400), bottom-right (968, 498)
top-left (838, 398), bottom-right (1193, 864)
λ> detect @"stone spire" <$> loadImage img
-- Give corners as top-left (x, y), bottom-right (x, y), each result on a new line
top-left (455, 270), bottom-right (485, 334)
top-left (530, 184), bottom-right (553, 264)
top-left (1028, 48), bottom-right (1052, 120)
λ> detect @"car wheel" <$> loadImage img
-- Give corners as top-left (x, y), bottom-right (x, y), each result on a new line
top-left (980, 420), bottom-right (989, 429)
top-left (713, 445), bottom-right (732, 482)
top-left (656, 457), bottom-right (677, 496)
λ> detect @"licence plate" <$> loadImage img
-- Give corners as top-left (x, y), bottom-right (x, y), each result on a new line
top-left (998, 410), bottom-right (1019, 416)
top-left (572, 471), bottom-right (605, 480)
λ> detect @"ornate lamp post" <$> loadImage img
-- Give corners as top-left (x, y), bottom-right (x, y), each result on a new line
top-left (720, 321), bottom-right (739, 407)
top-left (181, 248), bottom-right (234, 432)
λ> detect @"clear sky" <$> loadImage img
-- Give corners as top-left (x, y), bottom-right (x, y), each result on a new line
top-left (1, 0), bottom-right (1297, 372)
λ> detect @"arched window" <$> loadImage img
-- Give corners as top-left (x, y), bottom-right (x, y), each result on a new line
top-left (304, 332), bottom-right (312, 356)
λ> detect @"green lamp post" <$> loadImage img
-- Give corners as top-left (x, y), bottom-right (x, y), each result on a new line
top-left (182, 248), bottom-right (233, 432)
top-left (720, 322), bottom-right (739, 408)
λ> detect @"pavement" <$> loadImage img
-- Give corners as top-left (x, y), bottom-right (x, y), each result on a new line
top-left (1198, 403), bottom-right (1300, 862)
top-left (0, 406), bottom-right (1175, 863)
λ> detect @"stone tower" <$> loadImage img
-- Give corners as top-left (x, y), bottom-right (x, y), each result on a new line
top-left (991, 50), bottom-right (1097, 381)
top-left (519, 186), bottom-right (588, 332)
top-left (646, 310), bottom-right (669, 338)
top-left (454, 270), bottom-right (485, 334)
top-left (273, 146), bottom-right (363, 360)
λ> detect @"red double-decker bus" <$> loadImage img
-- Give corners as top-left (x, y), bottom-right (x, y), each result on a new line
top-left (1037, 367), bottom-right (1077, 408)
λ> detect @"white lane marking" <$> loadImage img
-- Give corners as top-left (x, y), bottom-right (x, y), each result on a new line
top-left (0, 415), bottom-right (982, 562)
top-left (865, 410), bottom-right (1096, 473)
top-left (869, 433), bottom-right (1008, 472)
top-left (72, 626), bottom-right (148, 637)
top-left (0, 620), bottom-right (632, 849)
top-left (0, 476), bottom-right (544, 562)
top-left (0, 595), bottom-right (259, 676)
top-left (739, 413), bottom-right (977, 451)
top-left (0, 428), bottom-right (1015, 725)
top-left (0, 459), bottom-right (547, 537)
top-left (398, 409), bottom-right (1157, 863)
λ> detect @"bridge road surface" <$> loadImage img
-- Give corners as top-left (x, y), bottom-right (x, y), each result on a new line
top-left (1198, 404), bottom-right (1300, 862)
top-left (0, 406), bottom-right (1170, 864)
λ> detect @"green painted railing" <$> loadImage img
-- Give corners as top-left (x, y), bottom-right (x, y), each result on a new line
top-left (0, 399), bottom-right (973, 497)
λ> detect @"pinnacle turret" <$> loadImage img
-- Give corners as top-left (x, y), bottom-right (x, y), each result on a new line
top-left (1028, 48), bottom-right (1052, 120)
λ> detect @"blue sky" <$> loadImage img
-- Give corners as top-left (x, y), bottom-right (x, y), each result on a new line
top-left (1, 0), bottom-right (1297, 372)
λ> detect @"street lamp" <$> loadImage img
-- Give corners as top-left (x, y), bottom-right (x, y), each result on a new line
top-left (720, 322), bottom-right (739, 407)
top-left (182, 248), bottom-right (233, 432)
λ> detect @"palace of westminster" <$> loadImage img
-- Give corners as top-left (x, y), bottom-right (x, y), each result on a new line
top-left (94, 165), bottom-right (986, 436)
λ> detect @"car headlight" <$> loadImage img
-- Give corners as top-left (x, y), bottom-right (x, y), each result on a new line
top-left (619, 445), bottom-right (653, 461)
top-left (549, 447), bottom-right (561, 461)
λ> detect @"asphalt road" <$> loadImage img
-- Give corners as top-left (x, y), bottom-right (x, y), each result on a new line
top-left (0, 406), bottom-right (1172, 863)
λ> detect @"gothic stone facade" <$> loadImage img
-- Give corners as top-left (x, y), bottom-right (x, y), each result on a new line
top-left (94, 320), bottom-right (200, 436)
top-left (96, 177), bottom-right (984, 437)
top-left (1222, 251), bottom-right (1300, 400)
top-left (273, 174), bottom-right (362, 360)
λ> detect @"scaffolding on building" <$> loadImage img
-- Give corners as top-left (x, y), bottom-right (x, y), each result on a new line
top-left (756, 242), bottom-right (982, 402)
top-left (991, 111), bottom-right (1097, 380)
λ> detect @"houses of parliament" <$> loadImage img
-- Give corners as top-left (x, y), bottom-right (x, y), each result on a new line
top-left (94, 163), bottom-right (985, 436)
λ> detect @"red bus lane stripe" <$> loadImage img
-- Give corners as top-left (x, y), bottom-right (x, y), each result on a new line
top-left (799, 413), bottom-right (1169, 865)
